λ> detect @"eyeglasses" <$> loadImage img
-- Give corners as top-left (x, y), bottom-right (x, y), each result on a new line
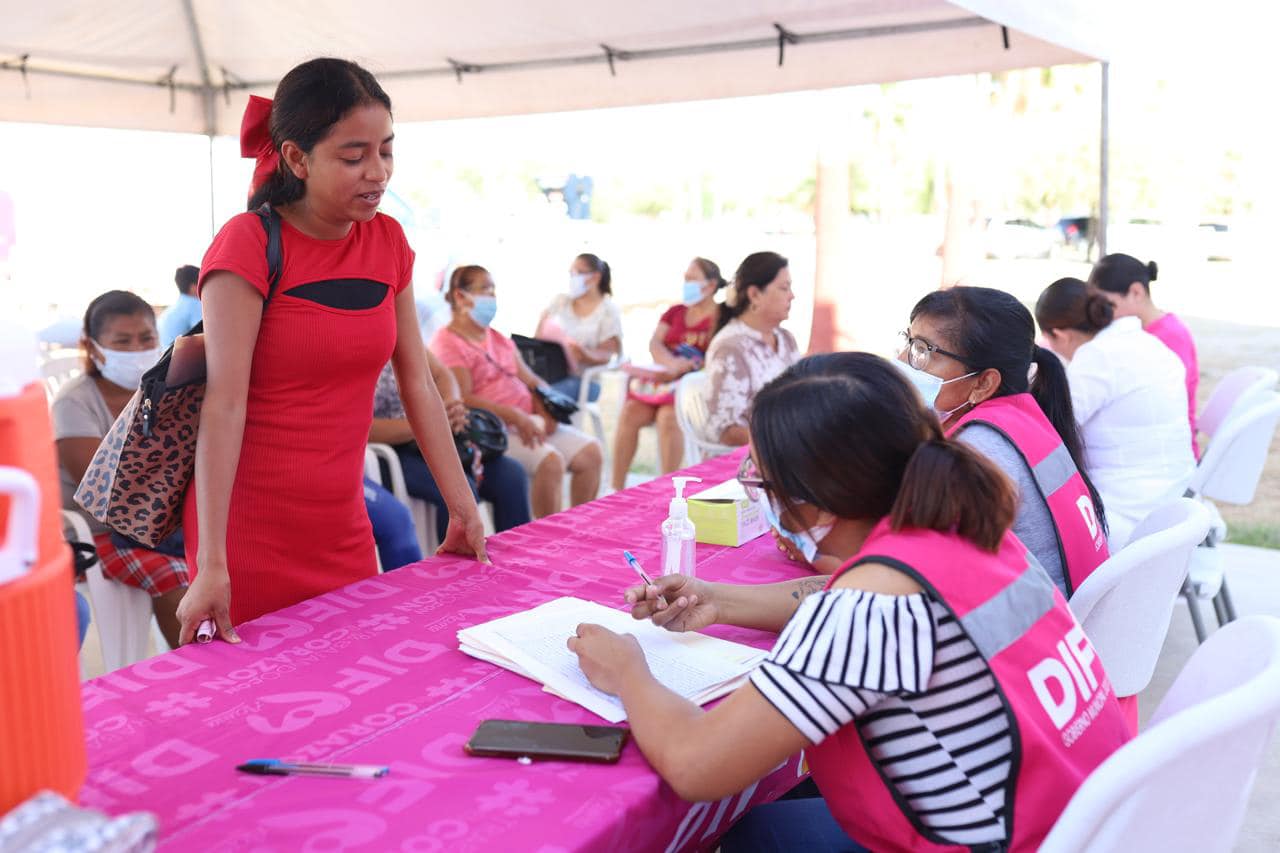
top-left (898, 330), bottom-right (970, 371)
top-left (736, 454), bottom-right (772, 503)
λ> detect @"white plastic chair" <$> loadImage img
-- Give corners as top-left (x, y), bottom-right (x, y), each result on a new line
top-left (40, 349), bottom-right (84, 399)
top-left (574, 354), bottom-right (628, 477)
top-left (63, 510), bottom-right (167, 674)
top-left (1039, 615), bottom-right (1280, 853)
top-left (1068, 499), bottom-right (1211, 698)
top-left (366, 443), bottom-right (439, 555)
top-left (1197, 366), bottom-right (1277, 444)
top-left (673, 371), bottom-right (735, 464)
top-left (1183, 391), bottom-right (1280, 641)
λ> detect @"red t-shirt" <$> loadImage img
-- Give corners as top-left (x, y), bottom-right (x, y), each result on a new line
top-left (184, 211), bottom-right (414, 625)
top-left (659, 304), bottom-right (714, 354)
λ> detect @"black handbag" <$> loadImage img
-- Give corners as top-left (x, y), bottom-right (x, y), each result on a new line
top-left (512, 334), bottom-right (571, 385)
top-left (534, 386), bottom-right (579, 425)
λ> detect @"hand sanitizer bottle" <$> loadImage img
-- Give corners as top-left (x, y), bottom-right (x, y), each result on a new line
top-left (661, 476), bottom-right (702, 577)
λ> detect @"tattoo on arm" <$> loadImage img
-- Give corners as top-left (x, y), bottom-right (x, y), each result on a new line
top-left (789, 578), bottom-right (826, 610)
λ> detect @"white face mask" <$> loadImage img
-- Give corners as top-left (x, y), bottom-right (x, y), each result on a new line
top-left (568, 273), bottom-right (590, 299)
top-left (892, 359), bottom-right (976, 418)
top-left (92, 343), bottom-right (160, 390)
top-left (761, 494), bottom-right (834, 564)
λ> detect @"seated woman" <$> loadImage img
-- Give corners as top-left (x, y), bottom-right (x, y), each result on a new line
top-left (432, 265), bottom-right (602, 518)
top-left (610, 257), bottom-right (725, 490)
top-left (53, 290), bottom-right (188, 649)
top-left (372, 346), bottom-right (531, 538)
top-left (568, 353), bottom-right (1130, 852)
top-left (538, 253), bottom-right (623, 403)
top-left (897, 286), bottom-right (1109, 598)
top-left (1036, 278), bottom-right (1196, 548)
top-left (1089, 253), bottom-right (1201, 457)
top-left (703, 252), bottom-right (801, 446)
top-left (363, 476), bottom-right (422, 571)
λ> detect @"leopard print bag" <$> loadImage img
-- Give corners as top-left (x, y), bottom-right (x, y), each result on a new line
top-left (74, 205), bottom-right (282, 547)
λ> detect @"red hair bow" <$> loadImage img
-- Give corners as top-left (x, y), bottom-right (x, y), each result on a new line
top-left (240, 95), bottom-right (278, 198)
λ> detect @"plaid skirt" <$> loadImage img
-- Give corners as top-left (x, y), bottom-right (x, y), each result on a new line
top-left (93, 532), bottom-right (190, 597)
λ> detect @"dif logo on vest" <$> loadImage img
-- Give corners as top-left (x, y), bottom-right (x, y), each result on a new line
top-left (1027, 625), bottom-right (1113, 746)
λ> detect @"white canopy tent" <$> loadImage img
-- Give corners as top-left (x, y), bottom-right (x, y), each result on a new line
top-left (2, 0), bottom-right (1111, 349)
top-left (2, 1), bottom-right (1106, 133)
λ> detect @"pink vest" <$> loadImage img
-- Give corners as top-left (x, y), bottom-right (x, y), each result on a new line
top-left (950, 394), bottom-right (1108, 596)
top-left (809, 521), bottom-right (1130, 852)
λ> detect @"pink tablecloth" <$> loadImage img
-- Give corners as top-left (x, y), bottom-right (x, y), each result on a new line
top-left (80, 451), bottom-right (812, 852)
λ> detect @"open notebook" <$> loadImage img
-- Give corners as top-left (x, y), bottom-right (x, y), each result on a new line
top-left (458, 596), bottom-right (766, 723)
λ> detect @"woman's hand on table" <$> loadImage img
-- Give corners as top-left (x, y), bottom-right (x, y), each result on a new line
top-left (175, 559), bottom-right (239, 645)
top-left (568, 623), bottom-right (648, 696)
top-left (625, 575), bottom-right (719, 633)
top-left (438, 505), bottom-right (489, 563)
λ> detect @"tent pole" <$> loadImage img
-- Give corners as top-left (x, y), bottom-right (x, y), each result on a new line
top-left (207, 133), bottom-right (216, 237)
top-left (1098, 60), bottom-right (1109, 258)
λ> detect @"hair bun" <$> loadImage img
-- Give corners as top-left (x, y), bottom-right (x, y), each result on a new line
top-left (1084, 293), bottom-right (1115, 330)
top-left (1147, 261), bottom-right (1158, 282)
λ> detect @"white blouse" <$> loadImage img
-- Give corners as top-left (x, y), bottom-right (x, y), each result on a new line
top-left (703, 319), bottom-right (800, 442)
top-left (543, 294), bottom-right (623, 350)
top-left (1067, 316), bottom-right (1196, 548)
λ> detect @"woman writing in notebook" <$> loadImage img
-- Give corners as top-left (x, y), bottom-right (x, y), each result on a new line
top-left (567, 353), bottom-right (1129, 853)
top-left (175, 58), bottom-right (486, 644)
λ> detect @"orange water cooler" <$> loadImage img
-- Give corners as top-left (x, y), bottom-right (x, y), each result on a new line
top-left (0, 324), bottom-right (86, 814)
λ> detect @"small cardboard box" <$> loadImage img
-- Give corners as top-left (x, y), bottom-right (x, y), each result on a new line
top-left (688, 479), bottom-right (770, 547)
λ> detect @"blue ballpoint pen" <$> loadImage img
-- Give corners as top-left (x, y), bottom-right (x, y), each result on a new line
top-left (623, 550), bottom-right (655, 586)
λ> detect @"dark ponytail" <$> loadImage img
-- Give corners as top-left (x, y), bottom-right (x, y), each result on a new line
top-left (891, 440), bottom-right (1018, 553)
top-left (1035, 277), bottom-right (1113, 335)
top-left (247, 58), bottom-right (392, 211)
top-left (576, 253), bottom-right (612, 296)
top-left (1030, 346), bottom-right (1108, 533)
top-left (693, 257), bottom-right (728, 292)
top-left (716, 251), bottom-right (788, 334)
top-left (750, 352), bottom-right (1017, 553)
top-left (1089, 252), bottom-right (1158, 295)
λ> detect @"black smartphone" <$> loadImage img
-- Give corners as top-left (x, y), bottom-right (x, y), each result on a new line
top-left (464, 719), bottom-right (629, 763)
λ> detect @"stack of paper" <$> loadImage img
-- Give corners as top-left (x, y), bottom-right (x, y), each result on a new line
top-left (458, 597), bottom-right (765, 723)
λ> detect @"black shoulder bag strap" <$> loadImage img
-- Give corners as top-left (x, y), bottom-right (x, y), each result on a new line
top-left (179, 205), bottom-right (282, 340)
top-left (252, 202), bottom-right (284, 301)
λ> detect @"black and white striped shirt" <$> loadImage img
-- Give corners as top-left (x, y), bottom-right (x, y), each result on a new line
top-left (750, 589), bottom-right (1013, 847)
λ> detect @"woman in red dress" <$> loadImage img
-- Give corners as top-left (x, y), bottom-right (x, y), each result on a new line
top-left (176, 58), bottom-right (486, 643)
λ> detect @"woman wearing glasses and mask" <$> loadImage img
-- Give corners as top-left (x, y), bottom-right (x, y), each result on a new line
top-left (892, 287), bottom-right (1108, 599)
top-left (567, 353), bottom-right (1129, 853)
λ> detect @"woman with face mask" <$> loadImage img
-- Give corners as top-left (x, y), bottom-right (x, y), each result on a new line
top-left (892, 286), bottom-right (1109, 598)
top-left (433, 265), bottom-right (603, 519)
top-left (1036, 278), bottom-right (1195, 549)
top-left (567, 353), bottom-right (1130, 853)
top-left (611, 257), bottom-right (726, 490)
top-left (52, 290), bottom-right (189, 648)
top-left (537, 253), bottom-right (623, 403)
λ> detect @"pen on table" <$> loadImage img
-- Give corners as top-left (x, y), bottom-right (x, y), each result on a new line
top-left (236, 759), bottom-right (389, 779)
top-left (623, 551), bottom-right (667, 605)
top-left (196, 619), bottom-right (216, 644)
